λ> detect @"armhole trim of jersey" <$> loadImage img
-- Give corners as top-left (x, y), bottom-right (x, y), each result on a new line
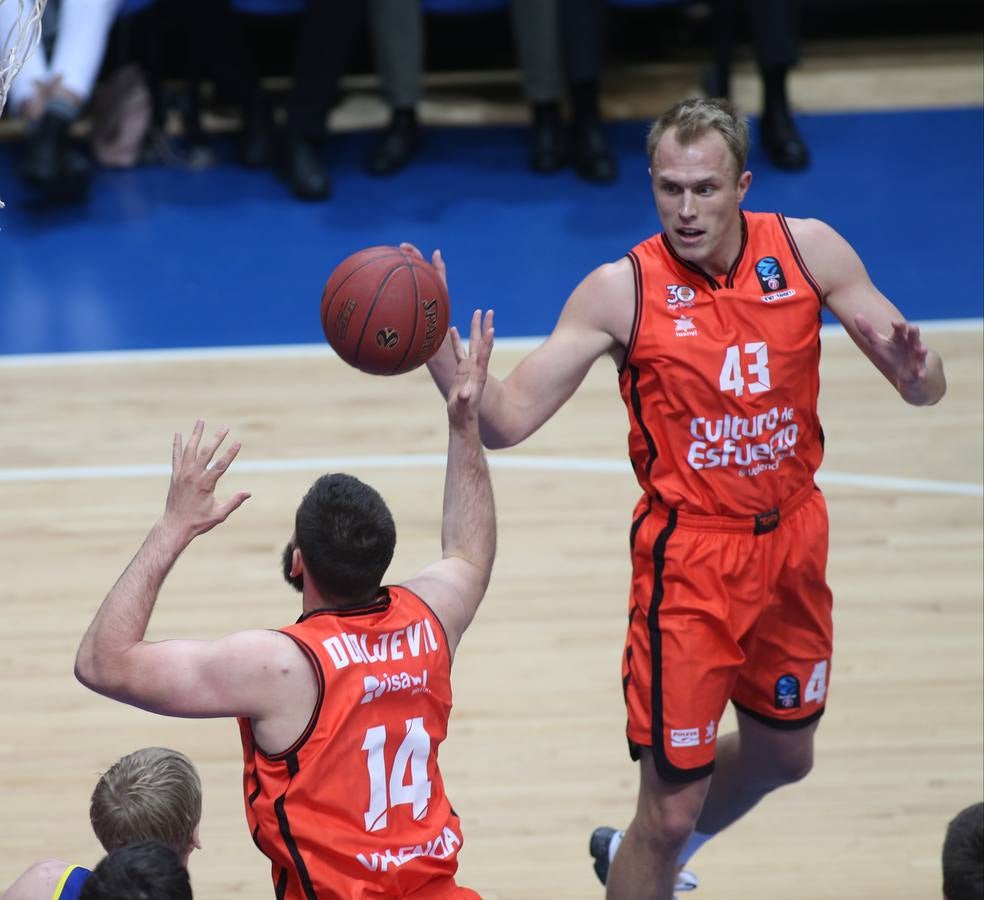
top-left (255, 631), bottom-right (326, 762)
top-left (390, 584), bottom-right (453, 680)
top-left (777, 214), bottom-right (824, 307)
top-left (52, 864), bottom-right (87, 900)
top-left (620, 250), bottom-right (644, 375)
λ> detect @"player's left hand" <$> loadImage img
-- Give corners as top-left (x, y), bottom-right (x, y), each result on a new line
top-left (399, 242), bottom-right (447, 291)
top-left (164, 420), bottom-right (251, 541)
top-left (854, 315), bottom-right (929, 389)
top-left (447, 309), bottom-right (494, 428)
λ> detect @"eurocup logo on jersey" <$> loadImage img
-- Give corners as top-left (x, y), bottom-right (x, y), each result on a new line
top-left (665, 284), bottom-right (696, 309)
top-left (755, 256), bottom-right (786, 293)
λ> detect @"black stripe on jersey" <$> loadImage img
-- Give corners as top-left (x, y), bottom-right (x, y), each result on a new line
top-left (627, 365), bottom-right (661, 485)
top-left (648, 511), bottom-right (715, 784)
top-left (258, 634), bottom-right (326, 763)
top-left (724, 212), bottom-right (749, 289)
top-left (660, 233), bottom-right (720, 290)
top-left (629, 496), bottom-right (652, 550)
top-left (619, 251), bottom-right (644, 375)
top-left (274, 777), bottom-right (318, 900)
top-left (247, 765), bottom-right (262, 806)
top-left (275, 867), bottom-right (288, 900)
top-left (776, 214), bottom-right (824, 306)
top-left (732, 699), bottom-right (826, 731)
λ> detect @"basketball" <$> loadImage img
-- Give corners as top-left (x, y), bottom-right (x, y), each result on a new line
top-left (320, 246), bottom-right (450, 376)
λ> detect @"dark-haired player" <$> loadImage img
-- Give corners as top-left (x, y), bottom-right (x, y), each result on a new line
top-left (75, 310), bottom-right (496, 898)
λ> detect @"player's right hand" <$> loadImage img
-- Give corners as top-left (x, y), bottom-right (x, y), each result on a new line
top-left (164, 420), bottom-right (251, 541)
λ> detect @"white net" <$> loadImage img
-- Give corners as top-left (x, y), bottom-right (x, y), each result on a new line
top-left (0, 0), bottom-right (46, 207)
top-left (1, 0), bottom-right (46, 116)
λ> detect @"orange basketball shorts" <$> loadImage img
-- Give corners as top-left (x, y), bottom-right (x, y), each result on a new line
top-left (621, 485), bottom-right (833, 783)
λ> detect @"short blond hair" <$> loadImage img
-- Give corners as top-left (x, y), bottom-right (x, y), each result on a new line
top-left (646, 97), bottom-right (750, 178)
top-left (89, 748), bottom-right (201, 854)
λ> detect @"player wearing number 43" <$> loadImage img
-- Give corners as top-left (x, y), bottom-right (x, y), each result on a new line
top-left (412, 97), bottom-right (946, 900)
top-left (74, 312), bottom-right (496, 899)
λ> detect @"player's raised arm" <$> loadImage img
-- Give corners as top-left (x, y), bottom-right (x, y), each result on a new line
top-left (790, 217), bottom-right (946, 406)
top-left (74, 422), bottom-right (301, 721)
top-left (401, 243), bottom-right (630, 448)
top-left (402, 310), bottom-right (496, 656)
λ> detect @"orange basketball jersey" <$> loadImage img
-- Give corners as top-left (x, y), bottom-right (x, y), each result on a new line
top-left (619, 211), bottom-right (826, 517)
top-left (239, 587), bottom-right (475, 900)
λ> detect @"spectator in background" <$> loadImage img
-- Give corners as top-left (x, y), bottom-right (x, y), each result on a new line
top-left (704, 0), bottom-right (810, 170)
top-left (77, 842), bottom-right (192, 900)
top-left (942, 802), bottom-right (984, 900)
top-left (221, 0), bottom-right (365, 200)
top-left (1, 747), bottom-right (202, 900)
top-left (366, 0), bottom-right (617, 183)
top-left (0, 0), bottom-right (124, 199)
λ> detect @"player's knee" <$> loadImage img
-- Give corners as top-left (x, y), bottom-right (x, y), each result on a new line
top-left (771, 742), bottom-right (814, 786)
top-left (636, 799), bottom-right (700, 852)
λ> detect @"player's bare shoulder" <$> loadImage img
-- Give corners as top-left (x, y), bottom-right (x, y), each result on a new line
top-left (563, 256), bottom-right (636, 353)
top-left (783, 216), bottom-right (860, 297)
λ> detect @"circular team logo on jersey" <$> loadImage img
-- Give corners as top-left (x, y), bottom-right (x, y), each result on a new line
top-left (755, 257), bottom-right (787, 293)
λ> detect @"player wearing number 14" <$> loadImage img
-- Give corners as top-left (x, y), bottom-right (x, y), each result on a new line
top-left (417, 98), bottom-right (946, 899)
top-left (75, 311), bottom-right (496, 899)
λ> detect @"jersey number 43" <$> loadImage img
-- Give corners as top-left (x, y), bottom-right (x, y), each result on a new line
top-left (719, 342), bottom-right (771, 397)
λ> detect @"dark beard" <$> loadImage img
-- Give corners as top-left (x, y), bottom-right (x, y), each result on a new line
top-left (282, 541), bottom-right (303, 593)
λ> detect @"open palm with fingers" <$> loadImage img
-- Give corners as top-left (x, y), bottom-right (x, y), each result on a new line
top-left (165, 419), bottom-right (251, 538)
top-left (447, 309), bottom-right (494, 428)
top-left (854, 315), bottom-right (930, 386)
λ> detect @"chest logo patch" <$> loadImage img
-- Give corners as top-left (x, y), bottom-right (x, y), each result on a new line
top-left (674, 315), bottom-right (698, 337)
top-left (665, 284), bottom-right (696, 309)
top-left (755, 256), bottom-right (786, 292)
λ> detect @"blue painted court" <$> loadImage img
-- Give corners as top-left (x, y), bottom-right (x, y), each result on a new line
top-left (0, 105), bottom-right (981, 355)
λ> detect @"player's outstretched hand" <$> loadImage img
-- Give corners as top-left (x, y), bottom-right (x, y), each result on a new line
top-left (854, 314), bottom-right (929, 387)
top-left (399, 242), bottom-right (447, 291)
top-left (165, 420), bottom-right (251, 541)
top-left (447, 309), bottom-right (494, 429)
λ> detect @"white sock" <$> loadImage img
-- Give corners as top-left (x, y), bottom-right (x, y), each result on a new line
top-left (608, 829), bottom-right (624, 863)
top-left (678, 830), bottom-right (713, 867)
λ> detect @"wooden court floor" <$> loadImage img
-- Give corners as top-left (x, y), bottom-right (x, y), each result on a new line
top-left (0, 327), bottom-right (980, 898)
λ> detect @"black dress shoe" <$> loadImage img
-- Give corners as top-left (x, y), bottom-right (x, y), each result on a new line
top-left (571, 120), bottom-right (618, 185)
top-left (19, 111), bottom-right (91, 201)
top-left (529, 115), bottom-right (567, 173)
top-left (283, 136), bottom-right (331, 200)
top-left (366, 110), bottom-right (419, 176)
top-left (760, 110), bottom-right (810, 171)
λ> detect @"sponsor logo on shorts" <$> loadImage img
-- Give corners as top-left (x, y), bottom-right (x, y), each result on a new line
top-left (674, 315), bottom-right (698, 337)
top-left (666, 284), bottom-right (696, 309)
top-left (775, 674), bottom-right (801, 709)
top-left (670, 727), bottom-right (700, 748)
top-left (755, 256), bottom-right (786, 292)
top-left (704, 720), bottom-right (716, 744)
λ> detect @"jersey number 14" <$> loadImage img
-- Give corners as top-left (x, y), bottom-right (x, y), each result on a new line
top-left (362, 717), bottom-right (433, 832)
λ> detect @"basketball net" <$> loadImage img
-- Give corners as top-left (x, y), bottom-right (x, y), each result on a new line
top-left (0, 0), bottom-right (47, 208)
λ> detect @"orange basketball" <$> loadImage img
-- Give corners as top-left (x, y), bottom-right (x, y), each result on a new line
top-left (320, 246), bottom-right (450, 375)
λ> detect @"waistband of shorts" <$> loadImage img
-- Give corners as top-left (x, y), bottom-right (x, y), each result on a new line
top-left (648, 482), bottom-right (818, 534)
